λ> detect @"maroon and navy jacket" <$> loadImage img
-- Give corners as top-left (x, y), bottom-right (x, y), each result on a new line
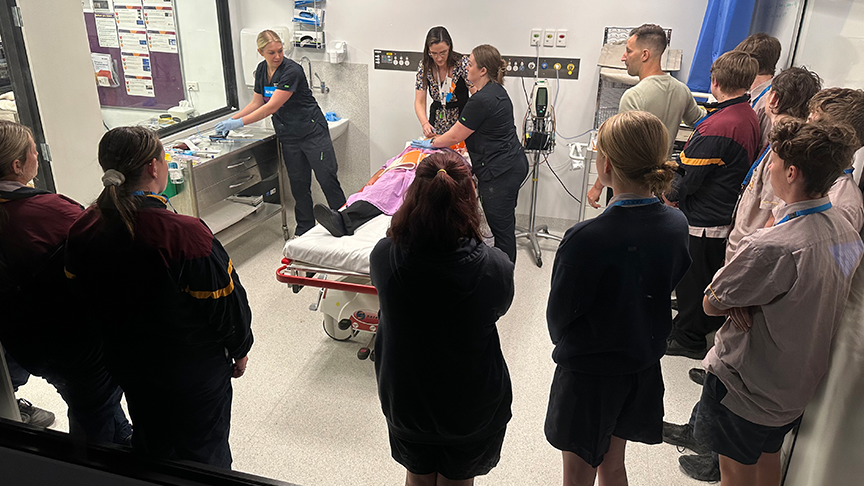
top-left (65, 195), bottom-right (253, 362)
top-left (667, 94), bottom-right (761, 228)
top-left (0, 187), bottom-right (85, 369)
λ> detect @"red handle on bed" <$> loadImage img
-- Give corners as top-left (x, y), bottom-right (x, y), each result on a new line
top-left (276, 261), bottom-right (378, 295)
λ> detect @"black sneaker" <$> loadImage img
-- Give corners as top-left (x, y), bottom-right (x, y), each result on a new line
top-left (662, 422), bottom-right (709, 455)
top-left (679, 453), bottom-right (720, 482)
top-left (665, 339), bottom-right (708, 360)
top-left (17, 398), bottom-right (55, 428)
top-left (313, 204), bottom-right (347, 237)
top-left (689, 368), bottom-right (707, 386)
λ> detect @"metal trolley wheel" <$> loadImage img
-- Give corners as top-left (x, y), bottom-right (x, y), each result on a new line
top-left (322, 315), bottom-right (358, 341)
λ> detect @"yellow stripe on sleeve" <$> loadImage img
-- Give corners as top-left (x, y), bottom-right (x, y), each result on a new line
top-left (679, 154), bottom-right (725, 167)
top-left (707, 284), bottom-right (722, 304)
top-left (64, 268), bottom-right (76, 279)
top-left (184, 259), bottom-right (235, 299)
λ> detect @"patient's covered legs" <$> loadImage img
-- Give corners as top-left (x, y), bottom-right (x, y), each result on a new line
top-left (314, 201), bottom-right (382, 237)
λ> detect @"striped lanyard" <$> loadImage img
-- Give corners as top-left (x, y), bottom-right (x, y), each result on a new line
top-left (774, 202), bottom-right (832, 226)
top-left (603, 197), bottom-right (660, 214)
top-left (750, 85), bottom-right (771, 108)
top-left (132, 190), bottom-right (176, 213)
top-left (742, 144), bottom-right (771, 188)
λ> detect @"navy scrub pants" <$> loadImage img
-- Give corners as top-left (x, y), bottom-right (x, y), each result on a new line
top-left (280, 121), bottom-right (346, 236)
top-left (478, 162), bottom-right (528, 263)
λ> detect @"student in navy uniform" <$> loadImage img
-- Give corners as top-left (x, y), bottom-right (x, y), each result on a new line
top-left (0, 120), bottom-right (132, 443)
top-left (413, 44), bottom-right (529, 263)
top-left (216, 29), bottom-right (345, 237)
top-left (544, 111), bottom-right (691, 485)
top-left (65, 126), bottom-right (253, 469)
top-left (371, 152), bottom-right (514, 486)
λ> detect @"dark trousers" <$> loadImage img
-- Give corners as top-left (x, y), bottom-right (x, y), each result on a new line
top-left (280, 126), bottom-right (346, 236)
top-left (111, 352), bottom-right (234, 469)
top-left (671, 233), bottom-right (727, 350)
top-left (4, 348), bottom-right (132, 444)
top-left (340, 200), bottom-right (383, 235)
top-left (479, 163), bottom-right (528, 263)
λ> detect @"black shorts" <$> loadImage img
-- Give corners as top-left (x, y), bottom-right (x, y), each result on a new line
top-left (693, 373), bottom-right (800, 465)
top-left (388, 426), bottom-right (506, 480)
top-left (544, 362), bottom-right (664, 468)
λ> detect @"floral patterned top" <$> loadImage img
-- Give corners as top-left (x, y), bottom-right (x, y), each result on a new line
top-left (415, 55), bottom-right (471, 135)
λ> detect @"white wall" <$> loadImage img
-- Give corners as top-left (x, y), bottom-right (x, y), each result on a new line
top-left (228, 0), bottom-right (710, 222)
top-left (18, 0), bottom-right (105, 205)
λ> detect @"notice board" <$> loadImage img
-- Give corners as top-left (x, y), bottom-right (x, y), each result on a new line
top-left (83, 0), bottom-right (184, 110)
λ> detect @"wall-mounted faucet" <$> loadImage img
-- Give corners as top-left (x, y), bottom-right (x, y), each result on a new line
top-left (299, 56), bottom-right (330, 94)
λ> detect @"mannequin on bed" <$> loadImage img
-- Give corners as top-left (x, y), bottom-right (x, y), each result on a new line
top-left (314, 144), bottom-right (467, 237)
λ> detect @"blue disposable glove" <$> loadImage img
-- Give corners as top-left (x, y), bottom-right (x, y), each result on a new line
top-left (214, 117), bottom-right (244, 135)
top-left (411, 138), bottom-right (434, 150)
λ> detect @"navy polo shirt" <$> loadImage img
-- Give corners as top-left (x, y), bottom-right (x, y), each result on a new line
top-left (254, 58), bottom-right (321, 134)
top-left (459, 82), bottom-right (526, 182)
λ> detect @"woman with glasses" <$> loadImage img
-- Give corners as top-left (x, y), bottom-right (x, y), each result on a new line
top-left (414, 26), bottom-right (471, 138)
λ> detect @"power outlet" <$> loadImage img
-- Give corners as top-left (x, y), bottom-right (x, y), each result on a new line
top-left (530, 29), bottom-right (542, 47)
top-left (186, 81), bottom-right (199, 92)
top-left (543, 29), bottom-right (555, 47)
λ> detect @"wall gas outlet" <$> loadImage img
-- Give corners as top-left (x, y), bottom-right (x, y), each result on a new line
top-left (186, 81), bottom-right (199, 92)
top-left (556, 29), bottom-right (568, 47)
top-left (530, 29), bottom-right (542, 47)
top-left (543, 29), bottom-right (555, 47)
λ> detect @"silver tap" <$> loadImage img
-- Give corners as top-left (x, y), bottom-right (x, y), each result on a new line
top-left (299, 56), bottom-right (329, 94)
top-left (314, 72), bottom-right (329, 93)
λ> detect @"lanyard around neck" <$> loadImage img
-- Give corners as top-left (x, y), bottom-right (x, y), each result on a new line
top-left (603, 197), bottom-right (660, 213)
top-left (775, 202), bottom-right (832, 226)
top-left (131, 191), bottom-right (176, 213)
top-left (750, 84), bottom-right (771, 107)
top-left (742, 144), bottom-right (771, 188)
top-left (845, 168), bottom-right (854, 174)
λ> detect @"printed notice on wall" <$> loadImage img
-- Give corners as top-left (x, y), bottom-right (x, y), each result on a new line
top-left (142, 0), bottom-right (173, 7)
top-left (91, 53), bottom-right (120, 87)
top-left (118, 30), bottom-right (149, 54)
top-left (147, 31), bottom-right (177, 53)
top-left (125, 76), bottom-right (155, 97)
top-left (115, 5), bottom-right (145, 31)
top-left (121, 53), bottom-right (151, 77)
top-left (94, 13), bottom-right (120, 48)
top-left (143, 8), bottom-right (175, 31)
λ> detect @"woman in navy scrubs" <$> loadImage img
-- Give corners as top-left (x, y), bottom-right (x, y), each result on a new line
top-left (412, 44), bottom-right (528, 262)
top-left (216, 29), bottom-right (345, 236)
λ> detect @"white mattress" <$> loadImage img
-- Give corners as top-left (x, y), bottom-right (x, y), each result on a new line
top-left (282, 214), bottom-right (391, 275)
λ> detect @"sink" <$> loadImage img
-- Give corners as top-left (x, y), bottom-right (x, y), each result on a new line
top-left (328, 118), bottom-right (349, 141)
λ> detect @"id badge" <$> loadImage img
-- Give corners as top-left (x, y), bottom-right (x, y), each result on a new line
top-left (264, 86), bottom-right (276, 102)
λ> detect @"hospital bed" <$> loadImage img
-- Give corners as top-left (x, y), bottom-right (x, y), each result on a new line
top-left (276, 144), bottom-right (469, 361)
top-left (276, 214), bottom-right (388, 361)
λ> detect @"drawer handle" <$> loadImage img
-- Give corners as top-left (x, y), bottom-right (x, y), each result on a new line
top-left (226, 158), bottom-right (252, 169)
top-left (228, 175), bottom-right (255, 189)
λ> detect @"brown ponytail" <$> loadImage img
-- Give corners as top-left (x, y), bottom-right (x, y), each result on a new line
top-left (388, 152), bottom-right (481, 252)
top-left (95, 126), bottom-right (163, 238)
top-left (472, 44), bottom-right (506, 85)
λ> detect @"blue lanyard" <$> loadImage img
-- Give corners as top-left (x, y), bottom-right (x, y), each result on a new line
top-left (742, 144), bottom-right (771, 188)
top-left (604, 197), bottom-right (660, 213)
top-left (131, 191), bottom-right (176, 212)
top-left (750, 85), bottom-right (771, 107)
top-left (844, 168), bottom-right (854, 174)
top-left (775, 202), bottom-right (832, 226)
top-left (694, 109), bottom-right (716, 128)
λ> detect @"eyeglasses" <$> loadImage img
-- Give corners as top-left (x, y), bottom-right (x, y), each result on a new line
top-left (428, 50), bottom-right (449, 59)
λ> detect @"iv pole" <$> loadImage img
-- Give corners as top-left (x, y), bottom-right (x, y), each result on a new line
top-left (515, 109), bottom-right (561, 268)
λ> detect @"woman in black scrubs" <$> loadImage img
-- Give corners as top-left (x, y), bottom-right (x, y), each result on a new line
top-left (215, 29), bottom-right (345, 237)
top-left (412, 44), bottom-right (528, 262)
top-left (414, 26), bottom-right (471, 137)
